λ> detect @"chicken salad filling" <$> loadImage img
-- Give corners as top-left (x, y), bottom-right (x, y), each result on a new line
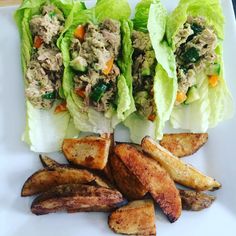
top-left (70, 19), bottom-right (121, 113)
top-left (25, 5), bottom-right (65, 109)
top-left (174, 16), bottom-right (219, 105)
top-left (132, 30), bottom-right (157, 121)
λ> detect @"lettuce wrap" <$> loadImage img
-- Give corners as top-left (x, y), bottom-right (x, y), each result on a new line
top-left (60, 0), bottom-right (135, 134)
top-left (15, 0), bottom-right (84, 152)
top-left (123, 0), bottom-right (178, 143)
top-left (167, 0), bottom-right (234, 132)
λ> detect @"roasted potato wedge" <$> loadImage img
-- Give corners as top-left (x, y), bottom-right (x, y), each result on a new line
top-left (39, 155), bottom-right (61, 168)
top-left (160, 133), bottom-right (208, 157)
top-left (142, 136), bottom-right (221, 191)
top-left (108, 200), bottom-right (156, 235)
top-left (110, 154), bottom-right (148, 200)
top-left (179, 189), bottom-right (216, 211)
top-left (31, 184), bottom-right (126, 215)
top-left (21, 167), bottom-right (95, 196)
top-left (40, 155), bottom-right (112, 188)
top-left (114, 144), bottom-right (182, 223)
top-left (62, 136), bottom-right (111, 170)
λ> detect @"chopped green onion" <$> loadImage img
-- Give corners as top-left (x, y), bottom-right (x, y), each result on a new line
top-left (90, 82), bottom-right (108, 102)
top-left (182, 47), bottom-right (200, 63)
top-left (180, 65), bottom-right (188, 74)
top-left (49, 11), bottom-right (56, 18)
top-left (42, 91), bottom-right (56, 100)
top-left (191, 23), bottom-right (203, 35)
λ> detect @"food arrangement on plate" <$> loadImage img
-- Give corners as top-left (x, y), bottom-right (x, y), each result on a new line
top-left (14, 0), bottom-right (234, 235)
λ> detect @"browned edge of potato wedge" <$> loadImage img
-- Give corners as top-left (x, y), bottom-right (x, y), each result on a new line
top-left (39, 155), bottom-right (61, 168)
top-left (103, 162), bottom-right (115, 184)
top-left (21, 167), bottom-right (95, 196)
top-left (108, 200), bottom-right (156, 235)
top-left (110, 154), bottom-right (148, 200)
top-left (101, 133), bottom-right (116, 184)
top-left (141, 136), bottom-right (221, 191)
top-left (31, 184), bottom-right (127, 215)
top-left (114, 144), bottom-right (182, 223)
top-left (62, 136), bottom-right (111, 170)
top-left (179, 189), bottom-right (216, 211)
top-left (115, 142), bottom-right (143, 152)
top-left (160, 133), bottom-right (208, 157)
top-left (40, 155), bottom-right (113, 189)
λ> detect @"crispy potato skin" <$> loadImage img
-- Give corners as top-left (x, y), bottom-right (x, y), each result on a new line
top-left (40, 155), bottom-right (112, 189)
top-left (142, 136), bottom-right (221, 191)
top-left (179, 189), bottom-right (216, 211)
top-left (160, 133), bottom-right (208, 157)
top-left (108, 200), bottom-right (156, 235)
top-left (62, 136), bottom-right (110, 170)
top-left (114, 144), bottom-right (182, 223)
top-left (39, 155), bottom-right (61, 168)
top-left (110, 155), bottom-right (147, 200)
top-left (21, 167), bottom-right (95, 196)
top-left (31, 184), bottom-right (126, 215)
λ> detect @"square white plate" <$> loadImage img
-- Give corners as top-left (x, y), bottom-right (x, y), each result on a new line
top-left (0, 1), bottom-right (236, 235)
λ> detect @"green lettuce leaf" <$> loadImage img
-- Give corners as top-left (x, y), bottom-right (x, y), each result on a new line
top-left (167, 0), bottom-right (224, 48)
top-left (124, 113), bottom-right (155, 144)
top-left (116, 75), bottom-right (132, 120)
top-left (133, 0), bottom-right (154, 32)
top-left (15, 0), bottom-right (83, 152)
top-left (61, 0), bottom-right (133, 134)
top-left (124, 0), bottom-right (177, 143)
top-left (95, 0), bottom-right (131, 21)
top-left (208, 45), bottom-right (234, 127)
top-left (168, 0), bottom-right (234, 131)
top-left (22, 101), bottom-right (72, 153)
top-left (117, 20), bottom-right (136, 120)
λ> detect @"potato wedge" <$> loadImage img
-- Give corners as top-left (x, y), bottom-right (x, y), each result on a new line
top-left (40, 155), bottom-right (112, 189)
top-left (39, 155), bottom-right (61, 168)
top-left (21, 167), bottom-right (95, 196)
top-left (31, 184), bottom-right (126, 215)
top-left (179, 189), bottom-right (216, 211)
top-left (114, 144), bottom-right (182, 223)
top-left (108, 200), bottom-right (156, 235)
top-left (160, 133), bottom-right (208, 157)
top-left (62, 136), bottom-right (111, 170)
top-left (141, 136), bottom-right (221, 191)
top-left (110, 154), bottom-right (147, 200)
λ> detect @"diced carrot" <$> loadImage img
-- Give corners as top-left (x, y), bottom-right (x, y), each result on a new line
top-left (74, 25), bottom-right (85, 42)
top-left (34, 36), bottom-right (43, 49)
top-left (75, 88), bottom-right (86, 98)
top-left (102, 58), bottom-right (114, 75)
top-left (176, 91), bottom-right (187, 104)
top-left (208, 75), bottom-right (219, 88)
top-left (148, 114), bottom-right (156, 122)
top-left (54, 102), bottom-right (67, 114)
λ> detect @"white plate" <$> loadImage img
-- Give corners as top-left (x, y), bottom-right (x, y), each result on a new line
top-left (0, 1), bottom-right (236, 235)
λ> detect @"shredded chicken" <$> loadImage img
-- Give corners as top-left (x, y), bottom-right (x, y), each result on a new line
top-left (71, 19), bottom-right (121, 112)
top-left (30, 5), bottom-right (64, 44)
top-left (25, 5), bottom-right (64, 109)
top-left (174, 16), bottom-right (218, 96)
top-left (132, 31), bottom-right (157, 119)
